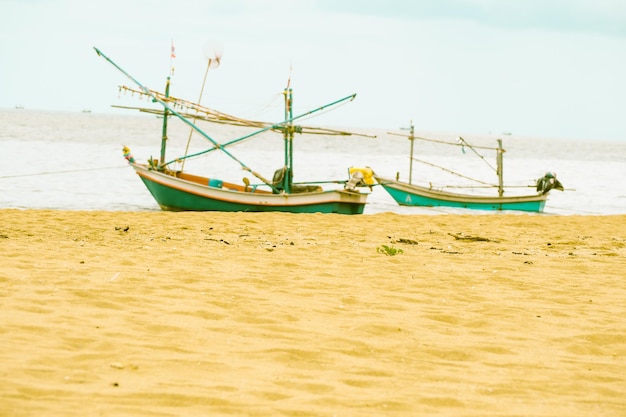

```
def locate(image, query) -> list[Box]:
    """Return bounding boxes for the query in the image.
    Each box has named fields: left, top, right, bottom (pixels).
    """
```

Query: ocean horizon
left=2, top=108, right=625, bottom=215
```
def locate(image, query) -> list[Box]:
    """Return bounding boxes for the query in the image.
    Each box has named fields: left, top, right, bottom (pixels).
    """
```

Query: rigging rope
left=458, top=137, right=497, bottom=173
left=0, top=166, right=126, bottom=179
left=391, top=133, right=499, bottom=151
left=410, top=157, right=496, bottom=187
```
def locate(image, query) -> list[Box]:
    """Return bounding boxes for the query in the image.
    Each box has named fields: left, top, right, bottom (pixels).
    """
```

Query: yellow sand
left=1, top=209, right=625, bottom=416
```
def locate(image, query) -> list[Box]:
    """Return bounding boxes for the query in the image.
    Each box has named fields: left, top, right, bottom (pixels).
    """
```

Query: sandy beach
left=1, top=209, right=625, bottom=416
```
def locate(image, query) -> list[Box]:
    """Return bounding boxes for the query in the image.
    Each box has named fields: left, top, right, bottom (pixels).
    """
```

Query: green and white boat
left=375, top=123, right=564, bottom=213
left=95, top=47, right=373, bottom=214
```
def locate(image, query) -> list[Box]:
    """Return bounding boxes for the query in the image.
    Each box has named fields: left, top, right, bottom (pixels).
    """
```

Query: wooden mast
left=496, top=139, right=504, bottom=197
left=282, top=87, right=294, bottom=193
left=159, top=76, right=171, bottom=167
left=408, top=121, right=415, bottom=185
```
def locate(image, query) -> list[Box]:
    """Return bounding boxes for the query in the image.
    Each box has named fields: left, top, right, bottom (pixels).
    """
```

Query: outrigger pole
left=94, top=47, right=254, bottom=173
left=94, top=47, right=356, bottom=189
left=164, top=91, right=357, bottom=167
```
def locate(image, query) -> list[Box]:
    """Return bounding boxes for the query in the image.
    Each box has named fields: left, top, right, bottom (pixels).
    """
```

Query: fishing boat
left=374, top=122, right=564, bottom=213
left=94, top=47, right=374, bottom=214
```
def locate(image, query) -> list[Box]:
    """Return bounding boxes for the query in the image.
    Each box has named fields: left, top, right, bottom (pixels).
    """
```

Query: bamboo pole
left=181, top=57, right=214, bottom=171
left=94, top=47, right=357, bottom=190
left=159, top=77, right=171, bottom=166
left=497, top=139, right=504, bottom=197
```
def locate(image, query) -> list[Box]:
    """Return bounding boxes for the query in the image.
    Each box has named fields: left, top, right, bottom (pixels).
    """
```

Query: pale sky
left=2, top=0, right=626, bottom=141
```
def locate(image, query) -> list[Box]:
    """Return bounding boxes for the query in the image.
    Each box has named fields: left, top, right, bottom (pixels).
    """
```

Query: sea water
left=1, top=109, right=625, bottom=215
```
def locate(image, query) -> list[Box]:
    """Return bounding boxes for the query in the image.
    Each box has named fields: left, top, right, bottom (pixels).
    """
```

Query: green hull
left=139, top=174, right=366, bottom=214
left=376, top=177, right=548, bottom=213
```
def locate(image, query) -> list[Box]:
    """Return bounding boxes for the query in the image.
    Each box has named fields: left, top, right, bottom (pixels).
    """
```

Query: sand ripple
left=1, top=210, right=625, bottom=416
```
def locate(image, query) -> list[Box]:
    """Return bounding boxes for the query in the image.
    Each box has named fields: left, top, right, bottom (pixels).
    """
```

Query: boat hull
left=375, top=176, right=547, bottom=213
left=133, top=164, right=368, bottom=214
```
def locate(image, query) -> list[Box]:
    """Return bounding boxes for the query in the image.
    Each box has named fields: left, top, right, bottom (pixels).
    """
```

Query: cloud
left=2, top=0, right=625, bottom=140
left=318, top=0, right=626, bottom=38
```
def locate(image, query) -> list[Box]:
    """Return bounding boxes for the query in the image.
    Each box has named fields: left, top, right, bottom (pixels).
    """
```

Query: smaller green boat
left=374, top=123, right=564, bottom=213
